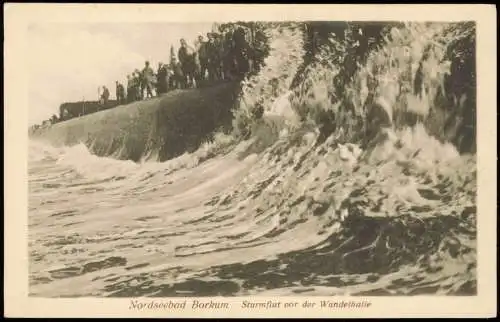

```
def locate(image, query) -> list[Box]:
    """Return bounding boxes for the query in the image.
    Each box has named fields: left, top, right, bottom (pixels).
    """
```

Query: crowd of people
left=110, top=24, right=266, bottom=104
left=30, top=23, right=269, bottom=131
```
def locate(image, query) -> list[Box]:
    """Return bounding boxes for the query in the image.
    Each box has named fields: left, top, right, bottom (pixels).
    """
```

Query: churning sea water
left=28, top=123, right=477, bottom=297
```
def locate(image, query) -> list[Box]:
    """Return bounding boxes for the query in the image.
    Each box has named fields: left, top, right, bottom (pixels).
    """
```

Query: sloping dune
left=30, top=81, right=240, bottom=162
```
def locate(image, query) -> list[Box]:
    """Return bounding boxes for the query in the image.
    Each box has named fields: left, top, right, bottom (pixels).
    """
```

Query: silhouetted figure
left=232, top=27, right=251, bottom=77
left=195, top=35, right=209, bottom=86
left=222, top=31, right=236, bottom=81
left=127, top=74, right=136, bottom=102
left=133, top=70, right=143, bottom=100
left=207, top=33, right=222, bottom=82
left=156, top=62, right=168, bottom=95
left=142, top=61, right=155, bottom=99
left=100, top=86, right=110, bottom=105
left=169, top=56, right=184, bottom=90
left=214, top=33, right=226, bottom=80
left=115, top=81, right=125, bottom=104
left=168, top=46, right=176, bottom=90
left=178, top=38, right=197, bottom=88
left=164, top=64, right=173, bottom=92
left=50, top=114, right=59, bottom=124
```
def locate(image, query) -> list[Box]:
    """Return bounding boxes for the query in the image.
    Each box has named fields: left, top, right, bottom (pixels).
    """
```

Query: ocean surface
left=29, top=123, right=477, bottom=297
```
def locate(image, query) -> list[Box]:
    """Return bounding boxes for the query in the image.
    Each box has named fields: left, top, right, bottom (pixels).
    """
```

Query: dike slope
left=29, top=81, right=240, bottom=162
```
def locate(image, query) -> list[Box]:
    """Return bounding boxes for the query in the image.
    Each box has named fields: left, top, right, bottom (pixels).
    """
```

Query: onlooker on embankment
left=178, top=38, right=197, bottom=89
left=156, top=62, right=168, bottom=95
left=196, top=35, right=209, bottom=85
left=100, top=86, right=110, bottom=105
left=126, top=74, right=136, bottom=103
left=207, top=32, right=222, bottom=82
left=116, top=81, right=126, bottom=104
left=142, top=61, right=155, bottom=99
left=133, top=70, right=143, bottom=101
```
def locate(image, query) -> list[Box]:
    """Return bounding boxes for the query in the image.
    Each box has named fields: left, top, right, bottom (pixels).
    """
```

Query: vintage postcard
left=4, top=3, right=497, bottom=318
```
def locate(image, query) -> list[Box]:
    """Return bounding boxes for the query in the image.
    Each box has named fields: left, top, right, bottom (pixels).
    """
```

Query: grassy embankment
left=30, top=81, right=240, bottom=162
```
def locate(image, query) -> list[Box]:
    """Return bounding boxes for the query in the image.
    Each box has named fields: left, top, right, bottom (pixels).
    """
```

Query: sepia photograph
left=4, top=3, right=497, bottom=318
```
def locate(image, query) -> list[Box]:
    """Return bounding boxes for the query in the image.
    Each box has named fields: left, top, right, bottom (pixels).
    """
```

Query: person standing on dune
left=115, top=81, right=125, bottom=104
left=178, top=38, right=197, bottom=88
left=134, top=69, right=143, bottom=100
left=232, top=26, right=252, bottom=77
left=142, top=61, right=155, bottom=99
left=195, top=35, right=208, bottom=86
left=169, top=56, right=184, bottom=90
left=214, top=33, right=225, bottom=81
left=127, top=74, right=138, bottom=102
left=156, top=62, right=168, bottom=95
left=222, top=30, right=236, bottom=81
left=206, top=32, right=221, bottom=83
left=100, top=85, right=110, bottom=106
left=168, top=46, right=178, bottom=90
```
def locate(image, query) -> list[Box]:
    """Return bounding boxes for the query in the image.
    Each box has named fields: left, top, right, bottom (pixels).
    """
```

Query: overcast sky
left=28, top=22, right=215, bottom=125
